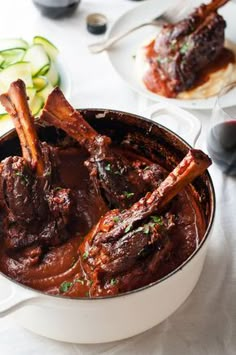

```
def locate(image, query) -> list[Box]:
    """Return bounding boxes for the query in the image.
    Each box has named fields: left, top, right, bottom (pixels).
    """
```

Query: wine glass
left=207, top=82, right=236, bottom=176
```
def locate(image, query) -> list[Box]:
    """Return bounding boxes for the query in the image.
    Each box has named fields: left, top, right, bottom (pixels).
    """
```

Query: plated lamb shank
left=151, top=0, right=229, bottom=95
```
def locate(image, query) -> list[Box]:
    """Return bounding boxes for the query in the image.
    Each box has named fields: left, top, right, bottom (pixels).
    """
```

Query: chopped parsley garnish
left=136, top=226, right=143, bottom=233
left=70, top=257, right=77, bottom=267
left=123, top=191, right=134, bottom=199
left=15, top=171, right=29, bottom=185
left=180, top=42, right=190, bottom=54
left=144, top=166, right=150, bottom=171
left=110, top=278, right=117, bottom=286
left=143, top=225, right=150, bottom=234
left=74, top=278, right=84, bottom=285
left=105, top=163, right=111, bottom=171
left=45, top=169, right=51, bottom=177
left=151, top=216, right=163, bottom=225
left=59, top=281, right=73, bottom=293
left=157, top=57, right=168, bottom=64
left=113, top=216, right=120, bottom=223
left=170, top=40, right=177, bottom=50
left=54, top=186, right=63, bottom=191
left=125, top=224, right=132, bottom=233
left=82, top=251, right=89, bottom=260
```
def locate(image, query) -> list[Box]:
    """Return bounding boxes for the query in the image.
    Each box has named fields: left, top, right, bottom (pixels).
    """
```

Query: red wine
left=207, top=120, right=236, bottom=175
left=33, top=0, right=80, bottom=18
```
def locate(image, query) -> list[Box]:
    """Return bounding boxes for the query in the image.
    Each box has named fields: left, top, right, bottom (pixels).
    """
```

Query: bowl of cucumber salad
left=0, top=36, right=70, bottom=135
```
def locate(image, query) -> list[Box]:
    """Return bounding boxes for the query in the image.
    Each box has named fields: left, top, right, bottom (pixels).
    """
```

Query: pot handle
left=142, top=103, right=201, bottom=147
left=0, top=276, right=40, bottom=317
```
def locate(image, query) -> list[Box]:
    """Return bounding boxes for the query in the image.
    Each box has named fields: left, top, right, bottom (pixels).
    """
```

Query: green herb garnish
left=157, top=57, right=168, bottom=65
left=105, top=163, right=111, bottom=171
left=70, top=257, right=77, bottom=267
left=113, top=216, right=120, bottom=223
left=74, top=278, right=84, bottom=285
left=15, top=171, right=29, bottom=185
left=170, top=40, right=177, bottom=50
left=125, top=224, right=132, bottom=233
left=144, top=166, right=150, bottom=171
left=151, top=216, right=163, bottom=225
left=135, top=226, right=143, bottom=233
left=82, top=251, right=89, bottom=260
left=180, top=42, right=190, bottom=54
left=143, top=225, right=150, bottom=234
left=123, top=191, right=134, bottom=199
left=110, top=278, right=117, bottom=286
left=54, top=186, right=63, bottom=191
left=44, top=169, right=51, bottom=177
left=59, top=281, right=73, bottom=293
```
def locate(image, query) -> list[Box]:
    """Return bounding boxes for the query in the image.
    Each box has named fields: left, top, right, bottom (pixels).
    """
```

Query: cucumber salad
left=0, top=36, right=60, bottom=123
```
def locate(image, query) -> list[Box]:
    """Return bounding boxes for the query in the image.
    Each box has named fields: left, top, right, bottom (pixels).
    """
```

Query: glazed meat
left=0, top=80, right=73, bottom=249
left=154, top=0, right=228, bottom=94
left=40, top=88, right=150, bottom=209
left=79, top=150, right=211, bottom=296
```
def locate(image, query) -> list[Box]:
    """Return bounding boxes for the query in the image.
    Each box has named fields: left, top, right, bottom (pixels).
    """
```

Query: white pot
left=0, top=104, right=215, bottom=344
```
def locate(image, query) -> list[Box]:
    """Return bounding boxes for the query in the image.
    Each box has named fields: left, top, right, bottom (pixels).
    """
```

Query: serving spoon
left=88, top=0, right=192, bottom=54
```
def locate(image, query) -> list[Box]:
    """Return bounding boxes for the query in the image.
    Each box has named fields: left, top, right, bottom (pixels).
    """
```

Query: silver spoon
left=88, top=0, right=192, bottom=54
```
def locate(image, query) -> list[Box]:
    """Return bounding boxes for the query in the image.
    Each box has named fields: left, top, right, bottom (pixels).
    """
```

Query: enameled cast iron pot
left=0, top=107, right=215, bottom=344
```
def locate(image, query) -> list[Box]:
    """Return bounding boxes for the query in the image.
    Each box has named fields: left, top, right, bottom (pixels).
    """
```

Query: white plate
left=107, top=0, right=236, bottom=110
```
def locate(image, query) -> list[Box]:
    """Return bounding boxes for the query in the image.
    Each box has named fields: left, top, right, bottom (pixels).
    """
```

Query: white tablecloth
left=0, top=1, right=235, bottom=354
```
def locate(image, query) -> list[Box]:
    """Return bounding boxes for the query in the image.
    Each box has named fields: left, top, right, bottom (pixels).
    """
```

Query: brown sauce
left=0, top=145, right=206, bottom=298
left=143, top=40, right=235, bottom=98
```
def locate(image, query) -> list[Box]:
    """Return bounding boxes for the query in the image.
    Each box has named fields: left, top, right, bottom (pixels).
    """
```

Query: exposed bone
left=89, top=149, right=212, bottom=246
left=0, top=80, right=44, bottom=176
left=41, top=88, right=110, bottom=154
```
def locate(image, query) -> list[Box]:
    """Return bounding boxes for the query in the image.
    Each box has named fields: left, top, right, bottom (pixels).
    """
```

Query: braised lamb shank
left=153, top=0, right=229, bottom=94
left=79, top=150, right=211, bottom=296
left=0, top=80, right=73, bottom=249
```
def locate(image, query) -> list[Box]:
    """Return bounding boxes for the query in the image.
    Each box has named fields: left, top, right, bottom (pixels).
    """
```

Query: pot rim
left=0, top=107, right=216, bottom=301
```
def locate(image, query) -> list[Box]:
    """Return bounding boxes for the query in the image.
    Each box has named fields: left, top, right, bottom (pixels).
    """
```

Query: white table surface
left=0, top=0, right=236, bottom=354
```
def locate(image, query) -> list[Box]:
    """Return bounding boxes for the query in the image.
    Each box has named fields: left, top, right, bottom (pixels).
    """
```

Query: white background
left=0, top=0, right=235, bottom=354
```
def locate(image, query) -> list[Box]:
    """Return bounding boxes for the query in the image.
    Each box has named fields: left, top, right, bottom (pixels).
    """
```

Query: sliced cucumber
left=0, top=62, right=33, bottom=93
left=45, top=61, right=60, bottom=86
left=0, top=35, right=61, bottom=129
left=0, top=113, right=13, bottom=136
left=33, top=36, right=59, bottom=61
left=0, top=38, right=28, bottom=51
left=30, top=94, right=44, bottom=116
left=0, top=113, right=9, bottom=120
left=24, top=44, right=50, bottom=76
left=0, top=54, right=4, bottom=67
left=37, top=81, right=54, bottom=101
left=33, top=76, right=48, bottom=92
left=26, top=87, right=36, bottom=103
left=0, top=48, right=26, bottom=68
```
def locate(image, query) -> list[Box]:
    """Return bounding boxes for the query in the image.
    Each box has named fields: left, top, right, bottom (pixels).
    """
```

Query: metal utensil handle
left=142, top=103, right=201, bottom=147
left=88, top=20, right=163, bottom=54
